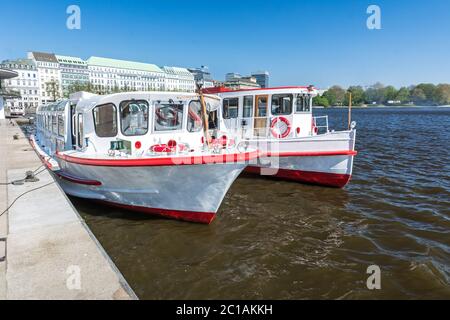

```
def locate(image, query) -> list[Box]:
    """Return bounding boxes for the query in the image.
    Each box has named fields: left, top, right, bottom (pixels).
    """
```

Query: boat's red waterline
left=98, top=200, right=216, bottom=224
left=245, top=166, right=352, bottom=188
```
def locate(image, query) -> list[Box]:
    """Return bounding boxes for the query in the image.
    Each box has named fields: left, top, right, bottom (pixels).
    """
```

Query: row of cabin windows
left=92, top=100, right=203, bottom=138
left=38, top=114, right=65, bottom=137
left=222, top=94, right=311, bottom=119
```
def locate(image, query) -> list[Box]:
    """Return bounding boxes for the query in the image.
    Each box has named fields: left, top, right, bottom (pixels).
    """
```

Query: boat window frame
left=243, top=95, right=253, bottom=118
left=187, top=100, right=203, bottom=133
left=153, top=101, right=185, bottom=133
left=119, top=99, right=150, bottom=137
left=57, top=114, right=65, bottom=137
left=271, top=94, right=293, bottom=116
left=92, top=103, right=118, bottom=138
left=222, top=97, right=239, bottom=119
left=295, top=94, right=311, bottom=113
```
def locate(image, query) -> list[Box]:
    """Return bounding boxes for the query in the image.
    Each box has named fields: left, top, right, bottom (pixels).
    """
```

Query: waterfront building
left=188, top=66, right=214, bottom=88
left=87, top=56, right=166, bottom=93
left=28, top=51, right=62, bottom=105
left=225, top=73, right=242, bottom=82
left=162, top=66, right=195, bottom=92
left=251, top=70, right=269, bottom=88
left=0, top=58, right=40, bottom=113
left=56, top=55, right=89, bottom=97
left=224, top=76, right=261, bottom=90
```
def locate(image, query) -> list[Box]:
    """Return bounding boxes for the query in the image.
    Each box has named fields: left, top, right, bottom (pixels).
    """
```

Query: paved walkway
left=0, top=119, right=136, bottom=299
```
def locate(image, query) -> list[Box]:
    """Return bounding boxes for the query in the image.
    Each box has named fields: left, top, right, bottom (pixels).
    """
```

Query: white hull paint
left=54, top=158, right=246, bottom=223
left=245, top=130, right=357, bottom=187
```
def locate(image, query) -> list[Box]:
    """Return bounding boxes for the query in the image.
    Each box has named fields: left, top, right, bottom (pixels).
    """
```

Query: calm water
left=69, top=107, right=450, bottom=299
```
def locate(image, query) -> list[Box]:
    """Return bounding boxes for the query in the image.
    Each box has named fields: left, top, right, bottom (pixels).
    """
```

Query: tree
left=434, top=84, right=450, bottom=105
left=45, top=80, right=60, bottom=101
left=323, top=85, right=346, bottom=106
left=410, top=86, right=427, bottom=105
left=383, top=85, right=398, bottom=102
left=345, top=86, right=365, bottom=106
left=312, top=95, right=330, bottom=107
left=395, top=87, right=411, bottom=104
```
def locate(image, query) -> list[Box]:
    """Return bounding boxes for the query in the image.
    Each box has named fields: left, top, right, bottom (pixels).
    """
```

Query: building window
left=295, top=94, right=311, bottom=113
left=271, top=94, right=293, bottom=115
left=120, top=100, right=149, bottom=136
left=154, top=103, right=183, bottom=131
left=187, top=100, right=202, bottom=132
left=243, top=96, right=253, bottom=118
left=222, top=98, right=238, bottom=119
left=93, top=103, right=118, bottom=137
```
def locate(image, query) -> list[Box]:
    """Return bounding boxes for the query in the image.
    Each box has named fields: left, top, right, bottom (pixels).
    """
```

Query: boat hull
left=54, top=159, right=246, bottom=223
left=244, top=130, right=356, bottom=188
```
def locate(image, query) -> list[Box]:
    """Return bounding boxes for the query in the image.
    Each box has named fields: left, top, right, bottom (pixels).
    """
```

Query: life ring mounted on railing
left=270, top=117, right=291, bottom=139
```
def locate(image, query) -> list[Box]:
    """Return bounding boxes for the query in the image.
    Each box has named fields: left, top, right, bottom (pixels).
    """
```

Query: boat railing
left=313, top=115, right=329, bottom=134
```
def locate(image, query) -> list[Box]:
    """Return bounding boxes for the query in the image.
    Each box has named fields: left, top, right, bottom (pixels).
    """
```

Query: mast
left=196, top=83, right=211, bottom=148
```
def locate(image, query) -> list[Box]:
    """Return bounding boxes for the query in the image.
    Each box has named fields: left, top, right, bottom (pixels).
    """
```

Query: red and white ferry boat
left=31, top=91, right=258, bottom=223
left=203, top=86, right=357, bottom=187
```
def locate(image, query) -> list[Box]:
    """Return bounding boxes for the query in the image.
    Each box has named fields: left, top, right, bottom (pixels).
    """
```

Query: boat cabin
left=35, top=92, right=221, bottom=157
left=204, top=86, right=322, bottom=140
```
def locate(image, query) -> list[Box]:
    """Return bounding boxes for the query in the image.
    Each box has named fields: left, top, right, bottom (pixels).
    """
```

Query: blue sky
left=1, top=0, right=449, bottom=88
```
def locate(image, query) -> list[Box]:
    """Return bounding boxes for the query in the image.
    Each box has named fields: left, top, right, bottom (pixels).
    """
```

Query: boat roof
left=75, top=91, right=220, bottom=113
left=202, top=86, right=318, bottom=96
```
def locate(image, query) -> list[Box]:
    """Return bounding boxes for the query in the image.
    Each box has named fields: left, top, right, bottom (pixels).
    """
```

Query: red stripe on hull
left=54, top=171, right=102, bottom=186
left=55, top=150, right=258, bottom=167
left=245, top=166, right=351, bottom=188
left=97, top=200, right=216, bottom=224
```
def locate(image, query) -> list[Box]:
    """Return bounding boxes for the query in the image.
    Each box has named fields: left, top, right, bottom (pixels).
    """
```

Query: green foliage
left=321, top=82, right=450, bottom=106
left=312, top=95, right=330, bottom=107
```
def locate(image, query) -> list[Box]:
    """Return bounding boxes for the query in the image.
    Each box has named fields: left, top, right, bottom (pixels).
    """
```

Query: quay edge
left=0, top=118, right=137, bottom=300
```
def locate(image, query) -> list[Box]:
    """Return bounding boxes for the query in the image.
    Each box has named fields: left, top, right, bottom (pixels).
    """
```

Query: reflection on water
left=70, top=107, right=450, bottom=299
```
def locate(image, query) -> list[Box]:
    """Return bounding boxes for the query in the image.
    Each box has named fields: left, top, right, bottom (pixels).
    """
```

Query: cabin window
left=295, top=94, right=311, bottom=112
left=120, top=100, right=149, bottom=136
left=57, top=115, right=64, bottom=137
left=223, top=98, right=238, bottom=119
left=271, top=94, right=293, bottom=115
left=52, top=115, right=57, bottom=133
left=243, top=96, right=253, bottom=118
left=93, top=103, right=118, bottom=137
left=154, top=103, right=183, bottom=131
left=187, top=100, right=202, bottom=132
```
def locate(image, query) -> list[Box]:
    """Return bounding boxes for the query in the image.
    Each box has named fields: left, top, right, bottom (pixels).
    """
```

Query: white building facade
left=87, top=56, right=166, bottom=93
left=0, top=59, right=40, bottom=114
left=162, top=66, right=195, bottom=92
left=28, top=52, right=62, bottom=104
left=56, top=55, right=89, bottom=97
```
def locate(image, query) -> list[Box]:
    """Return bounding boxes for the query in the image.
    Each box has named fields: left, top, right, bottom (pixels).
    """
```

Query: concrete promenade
left=0, top=119, right=137, bottom=299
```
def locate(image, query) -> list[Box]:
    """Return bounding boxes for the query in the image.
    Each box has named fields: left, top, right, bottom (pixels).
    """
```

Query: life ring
left=270, top=117, right=291, bottom=139
left=311, top=119, right=318, bottom=134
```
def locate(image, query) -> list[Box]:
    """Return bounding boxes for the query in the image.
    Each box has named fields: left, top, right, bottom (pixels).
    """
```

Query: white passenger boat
left=203, top=86, right=357, bottom=188
left=31, top=91, right=258, bottom=223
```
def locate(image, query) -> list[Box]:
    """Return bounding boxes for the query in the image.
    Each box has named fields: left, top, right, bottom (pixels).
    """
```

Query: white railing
left=313, top=115, right=329, bottom=134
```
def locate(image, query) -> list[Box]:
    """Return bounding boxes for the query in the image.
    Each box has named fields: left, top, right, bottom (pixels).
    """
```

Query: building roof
left=1, top=58, right=36, bottom=69
left=56, top=55, right=87, bottom=65
left=162, top=66, right=193, bottom=76
left=30, top=52, right=58, bottom=63
left=87, top=56, right=163, bottom=73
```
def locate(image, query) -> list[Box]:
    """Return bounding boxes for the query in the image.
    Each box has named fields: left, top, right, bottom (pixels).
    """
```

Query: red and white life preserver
left=270, top=117, right=291, bottom=139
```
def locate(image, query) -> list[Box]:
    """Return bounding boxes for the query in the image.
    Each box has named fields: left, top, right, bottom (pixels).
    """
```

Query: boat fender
left=270, top=117, right=291, bottom=139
